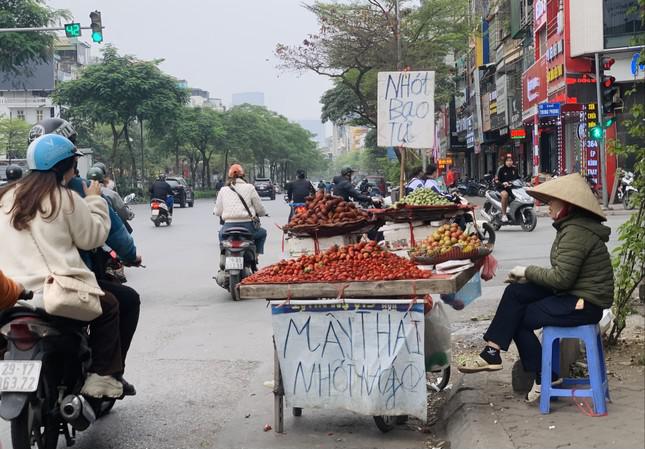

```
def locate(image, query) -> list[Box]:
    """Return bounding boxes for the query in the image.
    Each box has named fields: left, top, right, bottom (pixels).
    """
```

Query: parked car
left=166, top=176, right=194, bottom=208
left=254, top=177, right=276, bottom=200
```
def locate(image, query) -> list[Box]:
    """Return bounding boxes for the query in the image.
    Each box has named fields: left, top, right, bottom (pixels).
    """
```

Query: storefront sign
left=271, top=303, right=427, bottom=420
left=522, top=57, right=547, bottom=118
left=482, top=94, right=491, bottom=132
left=534, top=0, right=547, bottom=30
left=585, top=103, right=598, bottom=129
left=585, top=140, right=600, bottom=184
left=538, top=103, right=561, bottom=118
left=546, top=39, right=564, bottom=62
left=377, top=71, right=435, bottom=148
left=547, top=64, right=564, bottom=82
left=511, top=129, right=526, bottom=139
left=496, top=75, right=508, bottom=121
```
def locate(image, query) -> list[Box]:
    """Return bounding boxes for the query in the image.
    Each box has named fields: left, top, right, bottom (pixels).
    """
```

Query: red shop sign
left=522, top=57, right=547, bottom=113
left=511, top=129, right=526, bottom=139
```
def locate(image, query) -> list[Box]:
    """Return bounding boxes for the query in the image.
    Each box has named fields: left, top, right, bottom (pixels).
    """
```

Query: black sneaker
left=116, top=375, right=136, bottom=397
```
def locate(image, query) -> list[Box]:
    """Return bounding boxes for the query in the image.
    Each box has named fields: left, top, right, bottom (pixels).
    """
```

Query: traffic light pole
left=0, top=26, right=94, bottom=33
left=594, top=52, right=609, bottom=208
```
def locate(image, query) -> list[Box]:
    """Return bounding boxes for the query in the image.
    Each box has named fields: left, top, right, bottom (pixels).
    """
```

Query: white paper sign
left=271, top=303, right=427, bottom=420
left=377, top=71, right=435, bottom=148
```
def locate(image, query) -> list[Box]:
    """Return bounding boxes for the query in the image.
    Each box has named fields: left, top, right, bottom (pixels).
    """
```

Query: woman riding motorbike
left=0, top=134, right=124, bottom=398
left=458, top=173, right=614, bottom=403
left=214, top=164, right=268, bottom=259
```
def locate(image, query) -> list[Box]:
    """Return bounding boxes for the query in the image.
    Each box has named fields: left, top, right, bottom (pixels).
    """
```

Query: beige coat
left=0, top=186, right=110, bottom=294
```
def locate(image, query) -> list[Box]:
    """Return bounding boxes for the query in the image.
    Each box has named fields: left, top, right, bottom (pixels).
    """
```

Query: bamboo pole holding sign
left=399, top=146, right=406, bottom=198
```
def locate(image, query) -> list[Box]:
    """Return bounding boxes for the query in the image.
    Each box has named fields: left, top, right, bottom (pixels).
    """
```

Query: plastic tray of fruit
left=376, top=204, right=471, bottom=223
left=407, top=223, right=493, bottom=265
left=284, top=217, right=383, bottom=238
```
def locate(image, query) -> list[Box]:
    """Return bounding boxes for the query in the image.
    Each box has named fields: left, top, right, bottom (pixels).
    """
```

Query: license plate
left=151, top=209, right=159, bottom=216
left=0, top=361, right=42, bottom=392
left=225, top=257, right=244, bottom=270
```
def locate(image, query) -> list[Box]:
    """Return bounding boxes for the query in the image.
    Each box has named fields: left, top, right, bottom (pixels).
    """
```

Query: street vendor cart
left=239, top=267, right=478, bottom=434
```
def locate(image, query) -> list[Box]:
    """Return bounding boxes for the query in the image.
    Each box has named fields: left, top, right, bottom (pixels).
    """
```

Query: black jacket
left=149, top=180, right=173, bottom=200
left=332, top=177, right=371, bottom=203
left=287, top=178, right=315, bottom=203
left=496, top=165, right=519, bottom=189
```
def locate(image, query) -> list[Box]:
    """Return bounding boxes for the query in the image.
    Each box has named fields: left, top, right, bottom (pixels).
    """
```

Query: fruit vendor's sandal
left=458, top=356, right=503, bottom=373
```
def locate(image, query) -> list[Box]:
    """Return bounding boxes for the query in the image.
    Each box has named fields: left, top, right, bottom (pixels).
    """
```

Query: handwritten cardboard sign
left=271, top=303, right=427, bottom=420
left=377, top=71, right=436, bottom=148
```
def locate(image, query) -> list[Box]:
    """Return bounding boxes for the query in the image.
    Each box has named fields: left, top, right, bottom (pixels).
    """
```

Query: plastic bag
left=440, top=273, right=482, bottom=310
left=424, top=301, right=451, bottom=371
left=481, top=254, right=498, bottom=281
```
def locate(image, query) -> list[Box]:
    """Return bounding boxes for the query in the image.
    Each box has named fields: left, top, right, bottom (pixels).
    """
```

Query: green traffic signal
left=89, top=10, right=103, bottom=43
left=604, top=116, right=615, bottom=128
left=91, top=31, right=103, bottom=43
left=589, top=126, right=604, bottom=140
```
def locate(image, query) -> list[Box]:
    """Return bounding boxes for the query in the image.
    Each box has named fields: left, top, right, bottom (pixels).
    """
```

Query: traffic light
left=600, top=57, right=619, bottom=116
left=89, top=11, right=103, bottom=43
left=588, top=125, right=604, bottom=141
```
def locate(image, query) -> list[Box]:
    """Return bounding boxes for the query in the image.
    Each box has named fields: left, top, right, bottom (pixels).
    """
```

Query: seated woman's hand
left=507, top=266, right=527, bottom=283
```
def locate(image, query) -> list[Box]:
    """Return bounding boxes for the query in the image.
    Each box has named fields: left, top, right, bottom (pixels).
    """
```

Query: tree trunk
left=123, top=124, right=137, bottom=187
left=199, top=148, right=207, bottom=189
left=175, top=142, right=180, bottom=175
left=223, top=148, right=229, bottom=180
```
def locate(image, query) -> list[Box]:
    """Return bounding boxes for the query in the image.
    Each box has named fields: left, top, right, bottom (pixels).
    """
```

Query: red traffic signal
left=601, top=57, right=615, bottom=70
left=602, top=76, right=616, bottom=88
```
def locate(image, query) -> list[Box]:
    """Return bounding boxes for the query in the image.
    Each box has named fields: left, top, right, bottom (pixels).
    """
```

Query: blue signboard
left=538, top=103, right=561, bottom=118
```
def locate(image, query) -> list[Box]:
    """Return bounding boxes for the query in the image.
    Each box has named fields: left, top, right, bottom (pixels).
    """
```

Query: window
left=36, top=109, right=44, bottom=122
left=604, top=0, right=644, bottom=48
left=16, top=110, right=25, bottom=121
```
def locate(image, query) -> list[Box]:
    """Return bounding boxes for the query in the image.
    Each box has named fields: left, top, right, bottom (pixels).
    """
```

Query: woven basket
left=409, top=244, right=494, bottom=265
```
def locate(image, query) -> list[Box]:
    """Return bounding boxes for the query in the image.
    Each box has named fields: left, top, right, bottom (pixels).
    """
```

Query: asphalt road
left=0, top=197, right=629, bottom=449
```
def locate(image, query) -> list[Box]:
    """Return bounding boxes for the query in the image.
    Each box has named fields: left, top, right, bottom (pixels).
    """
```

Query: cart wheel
left=373, top=415, right=398, bottom=433
left=292, top=407, right=302, bottom=417
left=427, top=366, right=451, bottom=392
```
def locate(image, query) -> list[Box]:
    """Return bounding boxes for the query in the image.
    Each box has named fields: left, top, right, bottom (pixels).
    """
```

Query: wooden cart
left=239, top=267, right=477, bottom=433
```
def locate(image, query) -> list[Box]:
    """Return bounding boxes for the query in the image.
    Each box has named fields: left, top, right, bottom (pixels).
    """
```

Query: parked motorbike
left=480, top=179, right=538, bottom=232
left=150, top=198, right=171, bottom=227
left=456, top=178, right=487, bottom=197
left=585, top=174, right=602, bottom=200
left=215, top=227, right=258, bottom=301
left=0, top=292, right=121, bottom=449
left=616, top=170, right=638, bottom=210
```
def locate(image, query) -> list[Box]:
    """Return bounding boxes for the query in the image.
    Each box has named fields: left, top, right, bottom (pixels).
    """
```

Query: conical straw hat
left=526, top=173, right=606, bottom=221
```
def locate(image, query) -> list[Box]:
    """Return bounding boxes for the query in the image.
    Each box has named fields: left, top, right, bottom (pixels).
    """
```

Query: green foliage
left=607, top=91, right=645, bottom=346
left=277, top=0, right=470, bottom=127
left=0, top=0, right=69, bottom=73
left=0, top=116, right=30, bottom=158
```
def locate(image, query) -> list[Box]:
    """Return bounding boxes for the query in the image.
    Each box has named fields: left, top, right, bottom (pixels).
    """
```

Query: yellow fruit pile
left=411, top=223, right=483, bottom=256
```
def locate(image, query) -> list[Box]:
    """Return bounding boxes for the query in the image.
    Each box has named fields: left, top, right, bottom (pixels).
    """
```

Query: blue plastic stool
left=540, top=324, right=610, bottom=415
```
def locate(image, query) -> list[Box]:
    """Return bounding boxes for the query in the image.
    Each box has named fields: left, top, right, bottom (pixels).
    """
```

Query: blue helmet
left=26, top=134, right=83, bottom=171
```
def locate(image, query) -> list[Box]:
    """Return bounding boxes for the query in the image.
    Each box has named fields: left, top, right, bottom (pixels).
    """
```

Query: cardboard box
left=382, top=221, right=445, bottom=251
left=285, top=234, right=361, bottom=258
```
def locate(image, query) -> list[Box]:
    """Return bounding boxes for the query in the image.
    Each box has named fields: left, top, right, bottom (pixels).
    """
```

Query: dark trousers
left=483, top=283, right=603, bottom=374
left=98, top=280, right=140, bottom=371
left=90, top=292, right=123, bottom=376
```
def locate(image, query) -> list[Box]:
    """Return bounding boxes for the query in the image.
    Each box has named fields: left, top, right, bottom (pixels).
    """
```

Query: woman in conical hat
left=458, top=173, right=614, bottom=403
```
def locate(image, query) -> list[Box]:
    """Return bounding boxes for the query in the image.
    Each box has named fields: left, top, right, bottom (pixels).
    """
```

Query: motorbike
left=0, top=292, right=121, bottom=449
left=456, top=178, right=488, bottom=197
left=480, top=179, right=538, bottom=232
left=150, top=198, right=172, bottom=227
left=585, top=174, right=602, bottom=200
left=616, top=170, right=638, bottom=210
left=215, top=227, right=258, bottom=301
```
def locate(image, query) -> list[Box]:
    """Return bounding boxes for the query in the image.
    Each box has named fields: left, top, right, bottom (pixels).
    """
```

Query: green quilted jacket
left=525, top=211, right=614, bottom=308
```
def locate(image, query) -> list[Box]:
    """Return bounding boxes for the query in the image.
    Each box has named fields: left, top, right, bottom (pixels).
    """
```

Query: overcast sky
left=48, top=0, right=332, bottom=122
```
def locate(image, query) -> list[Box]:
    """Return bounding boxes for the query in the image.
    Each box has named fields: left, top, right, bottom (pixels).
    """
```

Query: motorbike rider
left=214, top=164, right=268, bottom=259
left=149, top=173, right=174, bottom=214
left=332, top=167, right=373, bottom=204
left=287, top=169, right=315, bottom=204
left=0, top=134, right=124, bottom=398
left=5, top=164, right=23, bottom=182
left=496, top=155, right=520, bottom=222
left=89, top=164, right=135, bottom=229
left=32, top=119, right=141, bottom=396
left=0, top=271, right=25, bottom=310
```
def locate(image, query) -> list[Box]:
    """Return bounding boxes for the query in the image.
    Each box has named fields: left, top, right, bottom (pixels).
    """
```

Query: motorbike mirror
left=124, top=193, right=136, bottom=204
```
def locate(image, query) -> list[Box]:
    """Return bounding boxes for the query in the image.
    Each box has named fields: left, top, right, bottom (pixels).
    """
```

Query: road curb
left=440, top=374, right=515, bottom=449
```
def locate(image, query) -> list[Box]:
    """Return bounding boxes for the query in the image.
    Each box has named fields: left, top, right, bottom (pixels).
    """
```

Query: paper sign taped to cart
left=271, top=303, right=427, bottom=420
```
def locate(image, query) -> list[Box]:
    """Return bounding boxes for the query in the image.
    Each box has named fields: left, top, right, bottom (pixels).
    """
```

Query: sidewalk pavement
left=438, top=303, right=645, bottom=449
